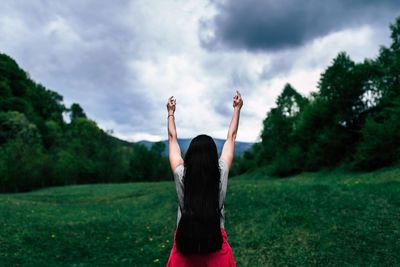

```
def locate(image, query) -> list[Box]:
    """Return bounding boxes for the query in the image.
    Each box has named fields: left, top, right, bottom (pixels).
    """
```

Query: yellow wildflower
left=162, top=245, right=165, bottom=248
left=153, top=259, right=159, bottom=263
left=166, top=240, right=169, bottom=243
left=149, top=237, right=153, bottom=241
left=51, top=234, right=55, bottom=238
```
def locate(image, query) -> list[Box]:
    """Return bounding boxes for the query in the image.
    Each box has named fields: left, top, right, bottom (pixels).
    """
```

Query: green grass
left=1, top=165, right=399, bottom=266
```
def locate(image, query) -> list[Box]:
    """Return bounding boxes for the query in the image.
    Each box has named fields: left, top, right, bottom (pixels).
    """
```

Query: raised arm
left=220, top=91, right=243, bottom=169
left=167, top=96, right=184, bottom=172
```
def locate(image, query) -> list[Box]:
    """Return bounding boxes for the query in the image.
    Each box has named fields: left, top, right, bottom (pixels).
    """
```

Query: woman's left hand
left=167, top=96, right=176, bottom=115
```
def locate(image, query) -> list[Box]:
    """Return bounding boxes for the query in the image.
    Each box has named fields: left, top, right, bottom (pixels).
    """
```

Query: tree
left=0, top=111, right=41, bottom=146
left=352, top=17, right=400, bottom=170
left=151, top=141, right=166, bottom=155
left=259, top=84, right=308, bottom=175
left=69, top=103, right=87, bottom=121
left=0, top=111, right=49, bottom=192
left=353, top=96, right=400, bottom=170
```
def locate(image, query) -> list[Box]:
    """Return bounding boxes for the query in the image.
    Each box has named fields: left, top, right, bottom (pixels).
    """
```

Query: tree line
left=230, top=17, right=400, bottom=177
left=0, top=54, right=171, bottom=193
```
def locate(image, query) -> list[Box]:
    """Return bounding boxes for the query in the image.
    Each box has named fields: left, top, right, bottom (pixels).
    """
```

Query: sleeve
left=173, top=164, right=184, bottom=186
left=219, top=159, right=229, bottom=208
left=173, top=164, right=185, bottom=207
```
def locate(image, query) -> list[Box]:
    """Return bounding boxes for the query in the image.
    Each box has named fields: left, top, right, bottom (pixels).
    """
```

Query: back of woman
left=166, top=91, right=243, bottom=267
left=175, top=135, right=224, bottom=254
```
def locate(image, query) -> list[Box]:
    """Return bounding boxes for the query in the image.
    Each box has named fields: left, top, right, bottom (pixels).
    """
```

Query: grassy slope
left=0, top=166, right=399, bottom=266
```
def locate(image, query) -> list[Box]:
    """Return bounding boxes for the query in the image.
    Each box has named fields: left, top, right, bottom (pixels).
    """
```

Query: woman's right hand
left=233, top=90, right=243, bottom=110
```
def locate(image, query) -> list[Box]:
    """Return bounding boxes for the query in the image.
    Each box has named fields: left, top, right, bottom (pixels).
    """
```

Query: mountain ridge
left=137, top=138, right=253, bottom=156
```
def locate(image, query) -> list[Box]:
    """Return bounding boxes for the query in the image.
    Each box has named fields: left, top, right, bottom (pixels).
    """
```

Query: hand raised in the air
left=167, top=96, right=176, bottom=115
left=233, top=90, right=243, bottom=110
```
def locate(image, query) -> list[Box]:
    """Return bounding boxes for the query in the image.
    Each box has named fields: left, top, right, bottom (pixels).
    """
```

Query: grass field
left=1, top=165, right=399, bottom=266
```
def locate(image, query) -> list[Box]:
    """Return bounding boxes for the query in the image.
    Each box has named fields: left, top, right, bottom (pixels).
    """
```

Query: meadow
left=1, top=165, right=399, bottom=266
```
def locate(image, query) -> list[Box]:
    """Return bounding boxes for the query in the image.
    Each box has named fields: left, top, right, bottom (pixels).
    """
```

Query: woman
left=166, top=91, right=243, bottom=267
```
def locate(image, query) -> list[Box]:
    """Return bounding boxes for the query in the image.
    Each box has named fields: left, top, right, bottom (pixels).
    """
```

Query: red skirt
left=167, top=228, right=236, bottom=267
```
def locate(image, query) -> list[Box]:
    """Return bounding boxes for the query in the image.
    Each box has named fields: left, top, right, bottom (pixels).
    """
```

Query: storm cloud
left=0, top=0, right=397, bottom=142
left=200, top=0, right=400, bottom=51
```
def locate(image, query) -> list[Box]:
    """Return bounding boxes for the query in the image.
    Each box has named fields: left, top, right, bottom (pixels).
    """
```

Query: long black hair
left=176, top=134, right=223, bottom=253
left=182, top=134, right=221, bottom=218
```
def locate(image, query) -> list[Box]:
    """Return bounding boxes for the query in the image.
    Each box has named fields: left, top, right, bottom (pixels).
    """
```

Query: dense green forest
left=0, top=55, right=171, bottom=192
left=1, top=17, right=400, bottom=192
left=230, top=17, right=400, bottom=177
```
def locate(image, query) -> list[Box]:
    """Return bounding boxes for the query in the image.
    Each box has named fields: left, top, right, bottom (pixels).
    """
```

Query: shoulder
left=173, top=164, right=184, bottom=177
left=173, top=163, right=184, bottom=174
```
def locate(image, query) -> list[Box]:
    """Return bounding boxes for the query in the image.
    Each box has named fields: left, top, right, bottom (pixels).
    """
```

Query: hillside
left=0, top=53, right=171, bottom=192
left=1, top=165, right=399, bottom=266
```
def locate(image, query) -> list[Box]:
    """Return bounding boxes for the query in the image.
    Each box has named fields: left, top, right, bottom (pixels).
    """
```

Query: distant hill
left=137, top=138, right=253, bottom=156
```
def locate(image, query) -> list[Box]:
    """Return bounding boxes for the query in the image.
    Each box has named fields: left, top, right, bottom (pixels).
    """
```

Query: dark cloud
left=200, top=0, right=400, bottom=51
left=2, top=0, right=396, bottom=142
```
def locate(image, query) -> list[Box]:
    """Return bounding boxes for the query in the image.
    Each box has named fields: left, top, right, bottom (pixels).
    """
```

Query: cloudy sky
left=0, top=0, right=399, bottom=142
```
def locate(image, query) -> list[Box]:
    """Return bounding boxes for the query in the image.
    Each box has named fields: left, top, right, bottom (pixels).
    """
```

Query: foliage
left=235, top=17, right=400, bottom=177
left=230, top=142, right=264, bottom=177
left=0, top=54, right=172, bottom=192
left=128, top=142, right=171, bottom=182
left=69, top=103, right=86, bottom=120
left=352, top=96, right=400, bottom=170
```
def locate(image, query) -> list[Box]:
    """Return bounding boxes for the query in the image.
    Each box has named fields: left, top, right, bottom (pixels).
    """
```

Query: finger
left=237, top=91, right=241, bottom=98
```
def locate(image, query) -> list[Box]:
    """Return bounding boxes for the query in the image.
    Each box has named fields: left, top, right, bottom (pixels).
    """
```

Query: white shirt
left=173, top=159, right=229, bottom=229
